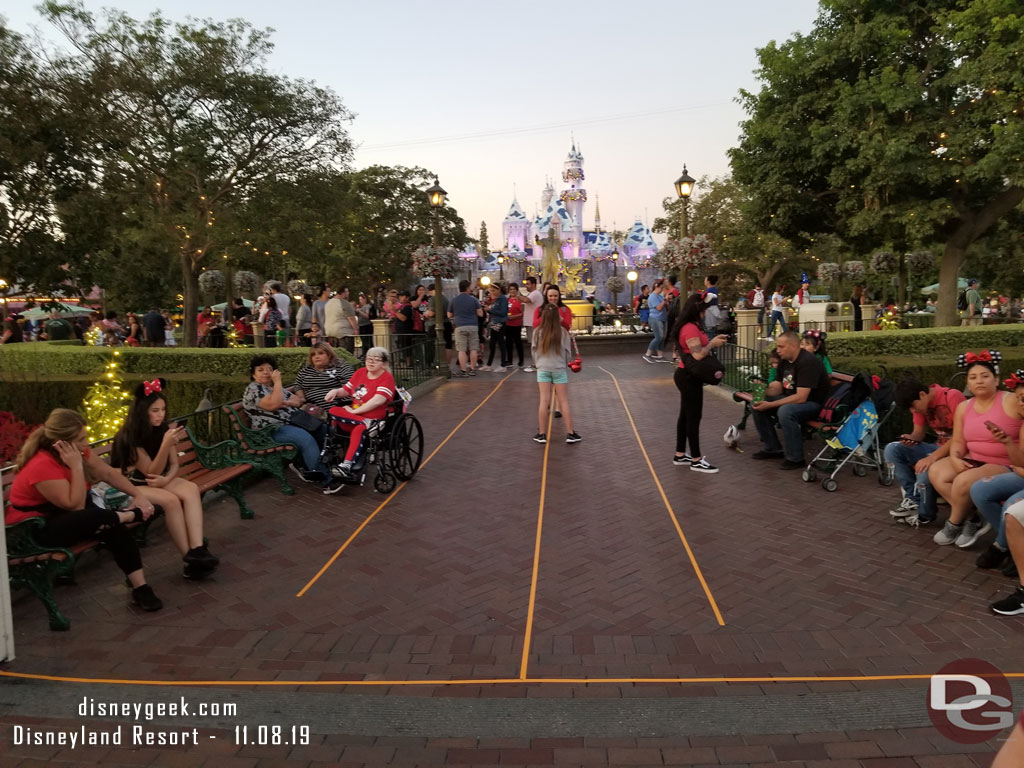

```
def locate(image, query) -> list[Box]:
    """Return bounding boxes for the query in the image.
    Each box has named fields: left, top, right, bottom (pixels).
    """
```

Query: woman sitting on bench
left=324, top=346, right=397, bottom=484
left=110, top=379, right=220, bottom=580
left=6, top=408, right=163, bottom=611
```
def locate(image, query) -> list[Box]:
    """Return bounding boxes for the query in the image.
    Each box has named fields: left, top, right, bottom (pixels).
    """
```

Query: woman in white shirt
left=767, top=286, right=787, bottom=339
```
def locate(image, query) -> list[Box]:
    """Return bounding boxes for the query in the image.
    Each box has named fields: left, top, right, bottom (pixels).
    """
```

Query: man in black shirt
left=142, top=308, right=165, bottom=346
left=750, top=331, right=832, bottom=469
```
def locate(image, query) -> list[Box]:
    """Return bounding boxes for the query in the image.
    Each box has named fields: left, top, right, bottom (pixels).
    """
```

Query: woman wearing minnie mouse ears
left=111, top=379, right=220, bottom=580
left=799, top=329, right=832, bottom=374
left=928, top=351, right=1024, bottom=549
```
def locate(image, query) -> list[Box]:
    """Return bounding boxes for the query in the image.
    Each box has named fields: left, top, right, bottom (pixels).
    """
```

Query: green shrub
left=0, top=344, right=360, bottom=378
left=831, top=352, right=1024, bottom=390
left=44, top=339, right=86, bottom=346
left=827, top=325, right=1024, bottom=358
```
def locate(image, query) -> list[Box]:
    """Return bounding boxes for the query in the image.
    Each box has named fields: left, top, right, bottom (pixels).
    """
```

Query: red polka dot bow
left=143, top=379, right=162, bottom=396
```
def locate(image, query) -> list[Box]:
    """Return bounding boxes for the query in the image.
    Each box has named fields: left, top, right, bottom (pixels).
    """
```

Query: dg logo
left=928, top=659, right=1014, bottom=744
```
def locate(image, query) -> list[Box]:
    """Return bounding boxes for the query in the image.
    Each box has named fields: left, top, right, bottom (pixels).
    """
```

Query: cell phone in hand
left=901, top=436, right=920, bottom=445
left=963, top=457, right=985, bottom=468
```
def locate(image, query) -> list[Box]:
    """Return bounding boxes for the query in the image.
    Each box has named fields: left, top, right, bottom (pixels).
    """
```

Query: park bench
left=4, top=430, right=253, bottom=631
left=733, top=370, right=856, bottom=431
left=221, top=402, right=299, bottom=495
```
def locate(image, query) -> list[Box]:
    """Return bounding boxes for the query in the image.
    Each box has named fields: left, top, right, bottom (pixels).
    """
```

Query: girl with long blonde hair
left=531, top=304, right=581, bottom=445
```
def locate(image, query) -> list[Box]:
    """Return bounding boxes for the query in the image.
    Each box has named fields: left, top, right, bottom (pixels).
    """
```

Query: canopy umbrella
left=209, top=299, right=254, bottom=312
left=18, top=303, right=96, bottom=319
left=919, top=278, right=968, bottom=295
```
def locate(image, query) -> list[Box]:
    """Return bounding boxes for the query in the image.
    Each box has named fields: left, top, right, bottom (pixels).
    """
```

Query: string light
left=83, top=351, right=130, bottom=440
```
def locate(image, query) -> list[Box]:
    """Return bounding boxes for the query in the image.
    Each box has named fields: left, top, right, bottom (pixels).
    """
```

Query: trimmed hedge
left=827, top=325, right=1024, bottom=358
left=831, top=352, right=1024, bottom=391
left=0, top=344, right=360, bottom=378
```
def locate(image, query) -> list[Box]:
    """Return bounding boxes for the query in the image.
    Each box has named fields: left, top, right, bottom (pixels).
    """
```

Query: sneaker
left=323, top=476, right=346, bottom=495
left=523, top=366, right=537, bottom=372
left=672, top=453, right=693, bottom=466
left=889, top=497, right=919, bottom=518
left=1003, top=559, right=1019, bottom=579
left=183, top=561, right=217, bottom=581
left=779, top=459, right=804, bottom=470
left=990, top=586, right=1024, bottom=616
left=533, top=433, right=547, bottom=444
left=897, top=513, right=934, bottom=528
left=565, top=432, right=583, bottom=444
left=642, top=354, right=656, bottom=364
left=331, top=461, right=353, bottom=478
left=289, top=463, right=316, bottom=483
left=184, top=545, right=220, bottom=569
left=493, top=366, right=507, bottom=372
left=955, top=520, right=991, bottom=549
left=467, top=369, right=477, bottom=376
left=131, top=584, right=163, bottom=612
left=690, top=457, right=719, bottom=473
left=752, top=450, right=784, bottom=460
left=976, top=544, right=1010, bottom=570
left=480, top=365, right=493, bottom=371
left=554, top=410, right=563, bottom=419
left=453, top=370, right=469, bottom=378
left=656, top=357, right=674, bottom=363
left=933, top=520, right=963, bottom=546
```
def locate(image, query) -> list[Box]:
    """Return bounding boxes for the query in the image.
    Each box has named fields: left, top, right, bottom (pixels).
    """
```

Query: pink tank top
left=962, top=392, right=1023, bottom=466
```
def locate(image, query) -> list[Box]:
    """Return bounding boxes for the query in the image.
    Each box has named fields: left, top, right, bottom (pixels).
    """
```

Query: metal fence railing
left=388, top=334, right=438, bottom=388
left=718, top=344, right=770, bottom=394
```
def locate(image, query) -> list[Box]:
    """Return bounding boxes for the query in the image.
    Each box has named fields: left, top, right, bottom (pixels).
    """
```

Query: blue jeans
left=273, top=423, right=330, bottom=481
left=882, top=440, right=939, bottom=520
left=751, top=398, right=822, bottom=463
left=647, top=315, right=666, bottom=355
left=970, top=472, right=1024, bottom=550
left=767, top=310, right=786, bottom=337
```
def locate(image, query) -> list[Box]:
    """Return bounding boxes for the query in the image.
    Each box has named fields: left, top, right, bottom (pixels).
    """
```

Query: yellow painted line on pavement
left=5, top=670, right=1023, bottom=687
left=297, top=371, right=517, bottom=597
left=599, top=366, right=726, bottom=626
left=519, top=402, right=555, bottom=680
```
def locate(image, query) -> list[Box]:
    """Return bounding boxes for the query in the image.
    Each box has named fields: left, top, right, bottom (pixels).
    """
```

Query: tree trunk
left=934, top=240, right=967, bottom=327
left=180, top=255, right=199, bottom=347
left=897, top=252, right=906, bottom=309
left=757, top=263, right=783, bottom=293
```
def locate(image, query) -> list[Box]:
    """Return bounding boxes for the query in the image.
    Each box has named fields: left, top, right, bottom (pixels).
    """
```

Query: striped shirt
left=295, top=362, right=354, bottom=409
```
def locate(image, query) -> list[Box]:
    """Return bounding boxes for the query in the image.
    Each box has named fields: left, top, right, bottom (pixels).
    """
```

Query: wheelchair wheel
left=389, top=414, right=424, bottom=481
left=374, top=469, right=397, bottom=494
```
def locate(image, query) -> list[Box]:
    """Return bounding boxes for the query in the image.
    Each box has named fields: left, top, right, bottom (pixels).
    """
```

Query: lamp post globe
left=497, top=255, right=504, bottom=281
left=673, top=164, right=697, bottom=290
left=425, top=176, right=448, bottom=376
left=627, top=270, right=638, bottom=316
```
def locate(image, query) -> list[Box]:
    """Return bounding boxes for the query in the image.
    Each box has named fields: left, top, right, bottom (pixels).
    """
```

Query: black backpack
left=819, top=372, right=873, bottom=424
left=956, top=290, right=968, bottom=311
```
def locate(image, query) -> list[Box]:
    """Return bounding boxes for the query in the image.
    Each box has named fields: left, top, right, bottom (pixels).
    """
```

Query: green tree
left=731, top=0, right=1024, bottom=326
left=41, top=2, right=354, bottom=344
left=478, top=221, right=489, bottom=256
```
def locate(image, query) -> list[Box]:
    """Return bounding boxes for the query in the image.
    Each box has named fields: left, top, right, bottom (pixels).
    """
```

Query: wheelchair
left=320, top=397, right=424, bottom=493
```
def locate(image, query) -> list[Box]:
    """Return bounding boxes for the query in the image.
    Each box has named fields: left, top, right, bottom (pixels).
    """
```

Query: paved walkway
left=2, top=352, right=1022, bottom=765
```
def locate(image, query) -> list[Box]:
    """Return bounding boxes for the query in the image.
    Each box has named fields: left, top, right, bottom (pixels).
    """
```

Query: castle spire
left=594, top=195, right=602, bottom=233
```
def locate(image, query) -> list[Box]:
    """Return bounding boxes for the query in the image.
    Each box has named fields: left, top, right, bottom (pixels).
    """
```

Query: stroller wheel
left=852, top=464, right=868, bottom=477
left=878, top=471, right=894, bottom=486
left=801, top=468, right=817, bottom=483
left=822, top=477, right=838, bottom=493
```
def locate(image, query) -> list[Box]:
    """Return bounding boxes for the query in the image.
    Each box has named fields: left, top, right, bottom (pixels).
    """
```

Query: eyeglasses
left=365, top=355, right=385, bottom=362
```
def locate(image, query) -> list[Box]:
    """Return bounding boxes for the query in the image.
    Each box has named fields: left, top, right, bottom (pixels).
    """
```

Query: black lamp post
left=674, top=165, right=696, bottom=291
left=497, top=255, right=504, bottom=282
left=425, top=176, right=448, bottom=376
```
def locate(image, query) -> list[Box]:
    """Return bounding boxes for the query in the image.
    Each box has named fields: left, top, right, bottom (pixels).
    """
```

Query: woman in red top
left=671, top=294, right=729, bottom=474
left=325, top=346, right=397, bottom=485
left=533, top=285, right=573, bottom=330
left=504, top=283, right=525, bottom=368
left=6, top=408, right=163, bottom=611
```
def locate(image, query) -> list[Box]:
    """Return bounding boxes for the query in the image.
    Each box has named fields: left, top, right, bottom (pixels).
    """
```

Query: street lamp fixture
left=611, top=249, right=618, bottom=276
left=425, top=176, right=448, bottom=376
left=674, top=164, right=697, bottom=291
left=497, top=255, right=504, bottom=281
left=627, top=270, right=638, bottom=316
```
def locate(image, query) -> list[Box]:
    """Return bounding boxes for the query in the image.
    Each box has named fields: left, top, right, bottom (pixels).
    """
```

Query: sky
left=3, top=0, right=821, bottom=248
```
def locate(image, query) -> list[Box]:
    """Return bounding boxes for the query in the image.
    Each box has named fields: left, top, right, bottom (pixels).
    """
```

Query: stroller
left=801, top=372, right=897, bottom=492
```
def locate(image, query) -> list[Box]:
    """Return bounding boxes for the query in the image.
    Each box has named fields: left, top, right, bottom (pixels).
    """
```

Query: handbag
left=568, top=335, right=582, bottom=373
left=683, top=351, right=724, bottom=385
left=285, top=407, right=323, bottom=432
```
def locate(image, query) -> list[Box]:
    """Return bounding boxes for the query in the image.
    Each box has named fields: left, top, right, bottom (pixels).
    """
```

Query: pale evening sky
left=4, top=0, right=820, bottom=248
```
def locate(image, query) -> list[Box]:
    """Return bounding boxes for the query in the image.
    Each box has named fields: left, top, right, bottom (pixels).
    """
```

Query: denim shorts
left=537, top=369, right=568, bottom=385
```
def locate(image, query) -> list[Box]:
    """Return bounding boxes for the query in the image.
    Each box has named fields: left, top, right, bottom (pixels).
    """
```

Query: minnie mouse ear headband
left=135, top=378, right=167, bottom=398
left=1004, top=369, right=1024, bottom=390
left=957, top=350, right=1001, bottom=375
left=802, top=329, right=826, bottom=341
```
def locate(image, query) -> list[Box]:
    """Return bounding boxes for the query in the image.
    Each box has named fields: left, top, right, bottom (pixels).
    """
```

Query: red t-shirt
left=6, top=448, right=92, bottom=524
left=677, top=322, right=708, bottom=370
left=911, top=384, right=966, bottom=445
left=533, top=304, right=573, bottom=330
left=341, top=368, right=397, bottom=420
left=507, top=297, right=524, bottom=327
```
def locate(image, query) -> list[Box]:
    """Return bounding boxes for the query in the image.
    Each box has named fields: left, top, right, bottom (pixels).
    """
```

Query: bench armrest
left=5, top=517, right=74, bottom=561
left=182, top=426, right=246, bottom=469
left=221, top=405, right=297, bottom=453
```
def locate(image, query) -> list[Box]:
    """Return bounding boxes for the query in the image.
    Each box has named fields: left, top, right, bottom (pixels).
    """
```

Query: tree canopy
left=731, top=0, right=1024, bottom=325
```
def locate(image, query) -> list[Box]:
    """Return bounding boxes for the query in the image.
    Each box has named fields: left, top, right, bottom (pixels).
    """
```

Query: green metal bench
left=221, top=403, right=299, bottom=496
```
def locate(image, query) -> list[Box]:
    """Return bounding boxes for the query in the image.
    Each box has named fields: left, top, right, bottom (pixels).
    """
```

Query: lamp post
left=610, top=249, right=620, bottom=312
left=425, top=176, right=448, bottom=376
left=0, top=278, right=8, bottom=317
left=627, top=270, right=638, bottom=316
left=497, top=255, right=504, bottom=282
left=674, top=165, right=696, bottom=291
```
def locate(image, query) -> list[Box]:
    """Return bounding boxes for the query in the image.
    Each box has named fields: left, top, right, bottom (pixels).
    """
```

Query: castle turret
left=502, top=198, right=529, bottom=252
left=540, top=178, right=554, bottom=210
left=559, top=143, right=586, bottom=259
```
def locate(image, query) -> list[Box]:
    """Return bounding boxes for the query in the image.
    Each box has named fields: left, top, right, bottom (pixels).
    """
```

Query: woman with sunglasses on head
left=324, top=347, right=398, bottom=486
left=110, top=379, right=219, bottom=580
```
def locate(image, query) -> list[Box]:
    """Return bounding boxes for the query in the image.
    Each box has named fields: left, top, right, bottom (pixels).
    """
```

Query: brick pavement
left=2, top=352, right=1021, bottom=765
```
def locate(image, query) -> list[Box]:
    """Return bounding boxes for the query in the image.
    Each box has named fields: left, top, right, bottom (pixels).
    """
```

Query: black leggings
left=487, top=327, right=509, bottom=366
left=35, top=502, right=143, bottom=575
left=674, top=367, right=704, bottom=458
left=503, top=324, right=524, bottom=366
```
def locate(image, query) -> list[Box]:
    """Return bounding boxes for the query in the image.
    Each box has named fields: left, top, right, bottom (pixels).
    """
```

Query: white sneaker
left=480, top=365, right=493, bottom=371
left=889, top=497, right=919, bottom=518
left=689, top=457, right=719, bottom=474
left=955, top=520, right=991, bottom=549
left=523, top=365, right=537, bottom=372
left=492, top=366, right=506, bottom=372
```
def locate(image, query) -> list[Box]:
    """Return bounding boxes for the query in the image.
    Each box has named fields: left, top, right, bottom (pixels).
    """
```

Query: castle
left=499, top=143, right=658, bottom=266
